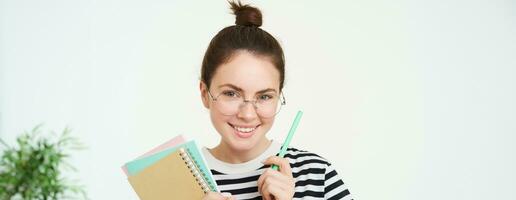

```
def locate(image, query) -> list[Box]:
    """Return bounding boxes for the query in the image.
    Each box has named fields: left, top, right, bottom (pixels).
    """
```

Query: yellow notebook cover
left=128, top=149, right=206, bottom=200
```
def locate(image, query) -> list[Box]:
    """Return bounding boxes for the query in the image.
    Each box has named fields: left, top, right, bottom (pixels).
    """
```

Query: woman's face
left=200, top=50, right=281, bottom=152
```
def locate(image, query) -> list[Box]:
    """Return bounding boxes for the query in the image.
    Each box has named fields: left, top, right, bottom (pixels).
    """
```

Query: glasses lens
left=211, top=90, right=285, bottom=118
left=212, top=91, right=241, bottom=116
left=255, top=95, right=284, bottom=118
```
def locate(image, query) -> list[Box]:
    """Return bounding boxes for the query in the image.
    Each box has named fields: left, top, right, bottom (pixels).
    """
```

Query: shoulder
left=283, top=147, right=333, bottom=175
left=284, top=147, right=354, bottom=199
left=284, top=146, right=332, bottom=166
left=282, top=146, right=348, bottom=184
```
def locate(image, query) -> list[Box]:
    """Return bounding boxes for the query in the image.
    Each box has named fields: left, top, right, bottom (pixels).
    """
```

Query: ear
left=200, top=81, right=210, bottom=109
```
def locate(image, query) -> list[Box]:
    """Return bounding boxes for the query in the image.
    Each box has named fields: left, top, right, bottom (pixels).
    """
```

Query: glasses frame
left=207, top=89, right=286, bottom=118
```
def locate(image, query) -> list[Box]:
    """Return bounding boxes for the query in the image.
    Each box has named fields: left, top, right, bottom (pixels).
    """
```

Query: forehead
left=211, top=51, right=280, bottom=92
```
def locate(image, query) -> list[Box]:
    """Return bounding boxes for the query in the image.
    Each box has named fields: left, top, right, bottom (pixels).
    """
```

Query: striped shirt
left=202, top=141, right=353, bottom=200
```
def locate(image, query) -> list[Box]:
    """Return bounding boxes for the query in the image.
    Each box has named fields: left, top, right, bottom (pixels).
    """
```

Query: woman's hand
left=202, top=192, right=235, bottom=200
left=258, top=156, right=295, bottom=200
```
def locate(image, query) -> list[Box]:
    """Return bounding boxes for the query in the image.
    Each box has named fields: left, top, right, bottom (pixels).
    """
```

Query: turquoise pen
left=271, top=110, right=303, bottom=170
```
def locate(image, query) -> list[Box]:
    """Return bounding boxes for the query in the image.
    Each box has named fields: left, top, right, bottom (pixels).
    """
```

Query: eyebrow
left=217, top=83, right=277, bottom=94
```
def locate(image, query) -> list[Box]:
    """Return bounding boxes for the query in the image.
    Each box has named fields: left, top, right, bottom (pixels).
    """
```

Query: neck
left=211, top=138, right=272, bottom=164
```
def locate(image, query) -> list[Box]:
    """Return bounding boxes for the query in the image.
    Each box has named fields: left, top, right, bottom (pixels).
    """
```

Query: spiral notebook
left=122, top=135, right=185, bottom=176
left=124, top=138, right=218, bottom=200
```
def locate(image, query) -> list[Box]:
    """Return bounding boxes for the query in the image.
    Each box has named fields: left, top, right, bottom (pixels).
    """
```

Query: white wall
left=0, top=0, right=514, bottom=199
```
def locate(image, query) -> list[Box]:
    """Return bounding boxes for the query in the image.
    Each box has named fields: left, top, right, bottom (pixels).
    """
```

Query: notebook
left=123, top=136, right=218, bottom=199
left=121, top=135, right=185, bottom=176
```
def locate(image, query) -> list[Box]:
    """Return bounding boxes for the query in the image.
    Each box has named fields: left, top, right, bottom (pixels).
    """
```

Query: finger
left=257, top=169, right=266, bottom=193
left=203, top=192, right=225, bottom=200
left=258, top=168, right=282, bottom=193
left=257, top=168, right=278, bottom=197
left=262, top=156, right=293, bottom=176
left=221, top=192, right=234, bottom=200
left=259, top=168, right=296, bottom=200
left=267, top=184, right=285, bottom=200
left=261, top=181, right=271, bottom=200
left=258, top=169, right=274, bottom=199
left=262, top=177, right=283, bottom=200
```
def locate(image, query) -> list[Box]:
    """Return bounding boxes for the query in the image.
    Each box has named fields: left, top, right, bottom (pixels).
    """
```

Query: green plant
left=0, top=125, right=87, bottom=200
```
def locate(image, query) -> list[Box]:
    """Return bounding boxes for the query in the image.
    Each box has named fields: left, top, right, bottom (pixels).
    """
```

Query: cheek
left=210, top=110, right=231, bottom=129
left=259, top=117, right=275, bottom=131
left=263, top=115, right=275, bottom=124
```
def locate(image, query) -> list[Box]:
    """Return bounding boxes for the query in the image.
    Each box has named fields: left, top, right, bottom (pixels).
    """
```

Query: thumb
left=221, top=192, right=235, bottom=200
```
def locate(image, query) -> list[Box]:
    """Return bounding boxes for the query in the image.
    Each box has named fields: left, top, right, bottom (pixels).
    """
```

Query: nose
left=237, top=101, right=259, bottom=121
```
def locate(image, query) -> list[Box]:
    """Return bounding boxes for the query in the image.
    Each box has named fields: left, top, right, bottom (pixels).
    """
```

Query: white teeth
left=233, top=126, right=256, bottom=133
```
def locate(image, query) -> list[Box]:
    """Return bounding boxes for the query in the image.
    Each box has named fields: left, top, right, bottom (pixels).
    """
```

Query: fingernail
left=221, top=192, right=232, bottom=197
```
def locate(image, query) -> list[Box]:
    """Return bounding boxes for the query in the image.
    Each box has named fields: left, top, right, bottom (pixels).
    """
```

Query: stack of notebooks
left=122, top=135, right=219, bottom=199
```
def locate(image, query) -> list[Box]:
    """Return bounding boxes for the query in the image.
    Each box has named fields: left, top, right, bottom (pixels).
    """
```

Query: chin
left=227, top=134, right=259, bottom=151
left=228, top=141, right=255, bottom=152
left=225, top=127, right=265, bottom=152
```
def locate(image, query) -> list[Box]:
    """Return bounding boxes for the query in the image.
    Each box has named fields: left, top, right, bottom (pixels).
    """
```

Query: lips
left=228, top=123, right=260, bottom=138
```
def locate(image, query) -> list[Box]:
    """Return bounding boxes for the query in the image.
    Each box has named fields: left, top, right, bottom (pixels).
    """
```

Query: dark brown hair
left=201, top=0, right=285, bottom=91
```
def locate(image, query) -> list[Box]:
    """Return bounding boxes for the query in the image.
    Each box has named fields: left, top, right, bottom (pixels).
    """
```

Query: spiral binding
left=178, top=148, right=214, bottom=193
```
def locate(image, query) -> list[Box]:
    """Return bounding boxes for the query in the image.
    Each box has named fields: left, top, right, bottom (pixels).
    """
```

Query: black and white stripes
left=202, top=142, right=353, bottom=200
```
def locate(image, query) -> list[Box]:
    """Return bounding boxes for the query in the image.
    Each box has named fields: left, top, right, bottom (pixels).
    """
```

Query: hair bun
left=229, top=1, right=262, bottom=27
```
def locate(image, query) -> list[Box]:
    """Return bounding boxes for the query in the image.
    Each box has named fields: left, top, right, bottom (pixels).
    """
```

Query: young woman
left=199, top=1, right=353, bottom=200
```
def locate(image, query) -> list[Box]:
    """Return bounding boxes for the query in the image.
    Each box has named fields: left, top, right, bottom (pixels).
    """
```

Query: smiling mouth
left=228, top=123, right=261, bottom=133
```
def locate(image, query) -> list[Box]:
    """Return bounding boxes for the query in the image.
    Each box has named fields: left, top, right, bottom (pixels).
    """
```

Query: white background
left=1, top=0, right=515, bottom=199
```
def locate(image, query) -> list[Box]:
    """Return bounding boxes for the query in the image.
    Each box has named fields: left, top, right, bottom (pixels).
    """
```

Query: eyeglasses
left=207, top=89, right=286, bottom=118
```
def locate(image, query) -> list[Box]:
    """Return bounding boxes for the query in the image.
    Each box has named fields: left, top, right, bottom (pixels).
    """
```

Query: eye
left=259, top=94, right=274, bottom=101
left=222, top=90, right=240, bottom=98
